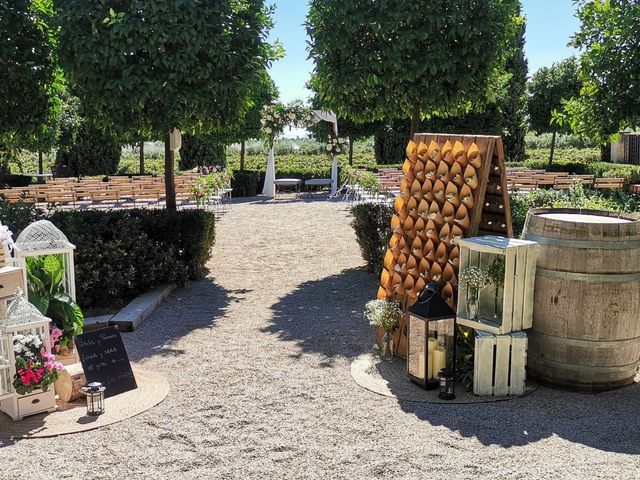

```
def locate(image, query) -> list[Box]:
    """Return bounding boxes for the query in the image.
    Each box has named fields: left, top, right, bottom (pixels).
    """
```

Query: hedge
left=350, top=203, right=393, bottom=277
left=0, top=203, right=216, bottom=309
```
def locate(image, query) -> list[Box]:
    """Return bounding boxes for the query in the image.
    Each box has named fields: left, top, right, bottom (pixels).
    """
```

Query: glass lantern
left=407, top=283, right=457, bottom=390
left=438, top=368, right=456, bottom=400
left=83, top=382, right=106, bottom=416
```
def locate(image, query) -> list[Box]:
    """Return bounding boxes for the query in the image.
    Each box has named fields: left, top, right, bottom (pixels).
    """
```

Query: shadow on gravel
left=124, top=277, right=236, bottom=361
left=399, top=384, right=640, bottom=454
left=264, top=267, right=376, bottom=361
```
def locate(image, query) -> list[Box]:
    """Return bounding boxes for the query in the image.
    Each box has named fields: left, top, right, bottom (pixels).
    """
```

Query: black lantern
left=82, top=382, right=106, bottom=416
left=438, top=368, right=456, bottom=400
left=407, top=282, right=457, bottom=390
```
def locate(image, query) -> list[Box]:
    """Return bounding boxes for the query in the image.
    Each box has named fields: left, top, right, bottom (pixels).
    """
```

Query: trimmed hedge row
left=350, top=203, right=393, bottom=277
left=0, top=204, right=216, bottom=309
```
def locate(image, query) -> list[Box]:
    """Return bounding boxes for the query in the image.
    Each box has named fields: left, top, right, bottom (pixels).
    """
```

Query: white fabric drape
left=312, top=110, right=339, bottom=194
left=262, top=148, right=276, bottom=197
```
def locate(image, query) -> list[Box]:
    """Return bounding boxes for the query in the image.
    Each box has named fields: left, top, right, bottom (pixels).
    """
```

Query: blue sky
left=267, top=0, right=580, bottom=103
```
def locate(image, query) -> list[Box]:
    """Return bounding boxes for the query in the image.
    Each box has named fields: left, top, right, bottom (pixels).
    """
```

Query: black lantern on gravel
left=407, top=282, right=457, bottom=390
left=83, top=382, right=106, bottom=416
left=438, top=368, right=456, bottom=400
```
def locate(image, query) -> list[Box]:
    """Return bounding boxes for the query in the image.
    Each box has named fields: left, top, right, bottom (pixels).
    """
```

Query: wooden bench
left=594, top=177, right=625, bottom=191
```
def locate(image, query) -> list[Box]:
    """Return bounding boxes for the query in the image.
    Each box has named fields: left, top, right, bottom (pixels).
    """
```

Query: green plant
left=350, top=203, right=393, bottom=277
left=364, top=299, right=401, bottom=333
left=455, top=325, right=475, bottom=392
left=26, top=254, right=84, bottom=348
left=231, top=170, right=259, bottom=197
left=179, top=135, right=227, bottom=170
left=487, top=257, right=506, bottom=288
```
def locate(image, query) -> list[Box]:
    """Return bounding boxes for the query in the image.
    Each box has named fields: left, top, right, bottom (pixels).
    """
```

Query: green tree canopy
left=307, top=0, right=521, bottom=136
left=559, top=0, right=640, bottom=142
left=528, top=57, right=581, bottom=164
left=0, top=0, right=62, bottom=151
left=55, top=0, right=278, bottom=208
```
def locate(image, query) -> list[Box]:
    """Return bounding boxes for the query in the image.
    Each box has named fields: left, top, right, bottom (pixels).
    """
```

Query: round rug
left=0, top=367, right=169, bottom=438
left=351, top=352, right=537, bottom=404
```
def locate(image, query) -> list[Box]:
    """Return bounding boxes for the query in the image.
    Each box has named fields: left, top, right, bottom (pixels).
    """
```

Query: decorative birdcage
left=10, top=220, right=76, bottom=301
left=0, top=290, right=57, bottom=421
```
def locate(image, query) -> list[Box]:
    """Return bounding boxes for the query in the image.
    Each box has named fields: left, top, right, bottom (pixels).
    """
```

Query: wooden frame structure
left=377, top=134, right=512, bottom=357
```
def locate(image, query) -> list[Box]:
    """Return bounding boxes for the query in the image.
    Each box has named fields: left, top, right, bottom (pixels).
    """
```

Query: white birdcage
left=0, top=291, right=57, bottom=420
left=10, top=220, right=76, bottom=301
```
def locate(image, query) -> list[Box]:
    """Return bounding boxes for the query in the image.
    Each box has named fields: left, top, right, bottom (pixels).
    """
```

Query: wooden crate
left=457, top=236, right=537, bottom=335
left=474, top=330, right=527, bottom=396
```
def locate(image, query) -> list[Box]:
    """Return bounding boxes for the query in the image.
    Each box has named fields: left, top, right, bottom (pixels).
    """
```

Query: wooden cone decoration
left=455, top=204, right=471, bottom=229
left=400, top=180, right=411, bottom=201
left=448, top=245, right=460, bottom=268
left=383, top=250, right=395, bottom=269
left=452, top=140, right=465, bottom=160
left=403, top=215, right=414, bottom=233
left=436, top=242, right=448, bottom=266
left=468, top=142, right=482, bottom=169
left=391, top=215, right=402, bottom=234
left=433, top=179, right=445, bottom=203
left=428, top=202, right=443, bottom=225
left=445, top=182, right=460, bottom=207
left=442, top=282, right=455, bottom=307
left=460, top=184, right=474, bottom=209
left=414, top=217, right=426, bottom=240
left=430, top=262, right=442, bottom=282
left=450, top=162, right=464, bottom=188
left=427, top=140, right=441, bottom=164
left=414, top=277, right=426, bottom=296
left=394, top=196, right=405, bottom=213
left=417, top=141, right=429, bottom=162
left=421, top=179, right=434, bottom=202
left=439, top=223, right=451, bottom=246
left=411, top=179, right=423, bottom=201
left=411, top=237, right=423, bottom=259
left=377, top=286, right=389, bottom=300
left=406, top=196, right=418, bottom=218
left=406, top=254, right=418, bottom=276
left=425, top=219, right=438, bottom=241
left=406, top=140, right=418, bottom=163
left=418, top=258, right=430, bottom=279
left=425, top=160, right=437, bottom=181
left=424, top=239, right=436, bottom=261
left=414, top=159, right=426, bottom=182
left=437, top=161, right=450, bottom=184
left=464, top=164, right=478, bottom=190
left=442, top=201, right=455, bottom=224
left=451, top=225, right=463, bottom=243
left=441, top=140, right=453, bottom=158
left=443, top=263, right=457, bottom=286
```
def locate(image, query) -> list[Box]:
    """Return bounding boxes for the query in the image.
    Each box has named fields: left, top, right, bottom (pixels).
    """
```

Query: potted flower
left=12, top=334, right=63, bottom=395
left=365, top=299, right=401, bottom=360
left=459, top=266, right=490, bottom=320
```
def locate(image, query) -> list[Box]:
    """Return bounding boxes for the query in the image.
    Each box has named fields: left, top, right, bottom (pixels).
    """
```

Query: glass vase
left=493, top=287, right=501, bottom=319
left=466, top=290, right=480, bottom=320
left=380, top=332, right=393, bottom=361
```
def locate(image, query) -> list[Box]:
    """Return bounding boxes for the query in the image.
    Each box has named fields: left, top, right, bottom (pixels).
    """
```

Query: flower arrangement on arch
left=261, top=101, right=315, bottom=149
left=325, top=135, right=346, bottom=156
left=12, top=334, right=63, bottom=395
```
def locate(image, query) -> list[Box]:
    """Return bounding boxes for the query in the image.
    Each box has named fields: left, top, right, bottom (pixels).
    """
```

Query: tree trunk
left=348, top=137, right=354, bottom=166
left=54, top=363, right=87, bottom=402
left=139, top=140, right=145, bottom=174
left=165, top=133, right=177, bottom=210
left=549, top=130, right=557, bottom=168
left=38, top=150, right=43, bottom=175
left=410, top=102, right=421, bottom=139
left=240, top=139, right=246, bottom=171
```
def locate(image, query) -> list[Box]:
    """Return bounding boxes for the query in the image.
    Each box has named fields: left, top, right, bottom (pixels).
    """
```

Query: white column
left=262, top=148, right=276, bottom=197
left=331, top=154, right=338, bottom=196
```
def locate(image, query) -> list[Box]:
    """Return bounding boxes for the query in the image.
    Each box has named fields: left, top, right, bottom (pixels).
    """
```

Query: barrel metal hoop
left=528, top=330, right=640, bottom=349
left=536, top=268, right=640, bottom=283
left=523, top=233, right=640, bottom=250
left=528, top=356, right=639, bottom=374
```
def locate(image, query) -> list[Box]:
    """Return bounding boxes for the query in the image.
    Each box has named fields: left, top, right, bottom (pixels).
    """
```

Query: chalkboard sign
left=75, top=326, right=137, bottom=398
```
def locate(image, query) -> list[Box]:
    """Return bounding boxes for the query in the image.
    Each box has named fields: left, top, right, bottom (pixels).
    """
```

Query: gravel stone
left=1, top=196, right=639, bottom=480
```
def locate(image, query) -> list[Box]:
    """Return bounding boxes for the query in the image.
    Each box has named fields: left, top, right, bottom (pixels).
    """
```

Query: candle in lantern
left=433, top=346, right=447, bottom=378
left=427, top=337, right=439, bottom=379
left=418, top=353, right=425, bottom=379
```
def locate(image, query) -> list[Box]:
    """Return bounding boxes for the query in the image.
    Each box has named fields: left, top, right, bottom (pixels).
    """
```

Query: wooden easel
left=377, top=134, right=512, bottom=358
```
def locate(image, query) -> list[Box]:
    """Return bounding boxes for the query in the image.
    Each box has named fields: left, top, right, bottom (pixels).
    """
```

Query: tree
left=528, top=57, right=582, bottom=165
left=0, top=0, right=62, bottom=171
left=56, top=0, right=278, bottom=209
left=232, top=71, right=278, bottom=171
left=502, top=10, right=528, bottom=162
left=558, top=0, right=640, bottom=142
left=307, top=0, right=520, bottom=137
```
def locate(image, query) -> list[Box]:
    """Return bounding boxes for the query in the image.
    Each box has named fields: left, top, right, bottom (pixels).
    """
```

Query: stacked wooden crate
left=456, top=236, right=538, bottom=396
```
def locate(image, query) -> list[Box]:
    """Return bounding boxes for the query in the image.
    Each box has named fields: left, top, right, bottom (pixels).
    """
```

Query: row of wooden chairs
left=0, top=174, right=229, bottom=211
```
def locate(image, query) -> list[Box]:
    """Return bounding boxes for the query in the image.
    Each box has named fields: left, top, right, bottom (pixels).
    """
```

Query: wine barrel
left=522, top=208, right=640, bottom=392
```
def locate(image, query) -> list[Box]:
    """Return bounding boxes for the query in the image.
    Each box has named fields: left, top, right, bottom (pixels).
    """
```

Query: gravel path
left=1, top=196, right=640, bottom=479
